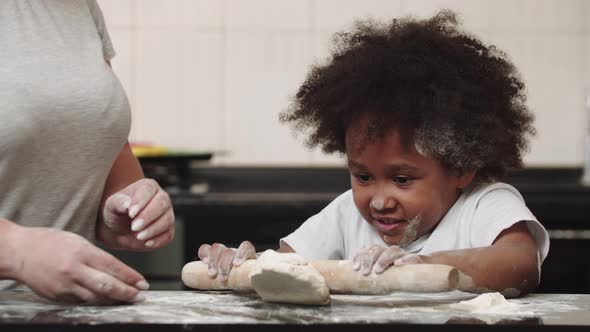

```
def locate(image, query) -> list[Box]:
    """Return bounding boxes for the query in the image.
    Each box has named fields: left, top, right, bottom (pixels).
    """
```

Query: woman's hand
left=99, top=178, right=175, bottom=251
left=352, top=244, right=425, bottom=275
left=11, top=225, right=148, bottom=304
left=197, top=241, right=256, bottom=281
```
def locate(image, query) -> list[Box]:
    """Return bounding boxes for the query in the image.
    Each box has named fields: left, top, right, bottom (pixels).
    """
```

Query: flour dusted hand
left=101, top=178, right=175, bottom=250
left=197, top=241, right=256, bottom=281
left=11, top=226, right=147, bottom=304
left=352, top=244, right=425, bottom=275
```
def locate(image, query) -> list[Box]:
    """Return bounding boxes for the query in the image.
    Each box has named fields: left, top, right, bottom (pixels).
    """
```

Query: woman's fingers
left=142, top=229, right=174, bottom=250
left=76, top=265, right=144, bottom=303
left=102, top=193, right=133, bottom=231
left=135, top=208, right=175, bottom=245
left=131, top=190, right=173, bottom=233
left=127, top=179, right=160, bottom=219
left=84, top=247, right=148, bottom=291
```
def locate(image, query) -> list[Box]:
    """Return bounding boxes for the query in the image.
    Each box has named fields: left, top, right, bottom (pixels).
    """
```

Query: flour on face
left=400, top=214, right=421, bottom=245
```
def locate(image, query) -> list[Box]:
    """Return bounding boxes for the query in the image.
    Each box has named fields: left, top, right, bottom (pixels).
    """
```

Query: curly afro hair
left=280, top=10, right=535, bottom=183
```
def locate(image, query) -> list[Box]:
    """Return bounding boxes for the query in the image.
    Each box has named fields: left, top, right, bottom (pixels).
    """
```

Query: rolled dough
left=249, top=250, right=331, bottom=305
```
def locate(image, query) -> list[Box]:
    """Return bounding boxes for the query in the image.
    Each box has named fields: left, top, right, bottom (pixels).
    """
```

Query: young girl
left=198, top=10, right=549, bottom=297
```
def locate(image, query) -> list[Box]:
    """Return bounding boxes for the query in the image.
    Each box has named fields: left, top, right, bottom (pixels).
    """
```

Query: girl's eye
left=356, top=174, right=372, bottom=183
left=394, top=176, right=411, bottom=185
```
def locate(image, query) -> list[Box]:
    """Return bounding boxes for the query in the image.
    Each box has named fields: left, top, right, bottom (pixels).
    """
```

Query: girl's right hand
left=197, top=241, right=256, bottom=281
left=352, top=244, right=425, bottom=275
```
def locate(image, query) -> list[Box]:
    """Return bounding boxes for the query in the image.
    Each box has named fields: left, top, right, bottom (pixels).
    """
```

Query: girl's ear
left=457, top=170, right=476, bottom=189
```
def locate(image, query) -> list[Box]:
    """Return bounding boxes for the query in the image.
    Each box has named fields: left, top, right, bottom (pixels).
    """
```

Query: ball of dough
left=249, top=250, right=331, bottom=305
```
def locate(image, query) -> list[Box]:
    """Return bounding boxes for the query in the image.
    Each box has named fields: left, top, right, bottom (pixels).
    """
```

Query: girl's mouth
left=372, top=217, right=405, bottom=233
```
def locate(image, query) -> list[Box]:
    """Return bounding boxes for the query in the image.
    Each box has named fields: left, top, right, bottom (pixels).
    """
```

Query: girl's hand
left=197, top=241, right=256, bottom=281
left=101, top=178, right=175, bottom=250
left=352, top=244, right=425, bottom=275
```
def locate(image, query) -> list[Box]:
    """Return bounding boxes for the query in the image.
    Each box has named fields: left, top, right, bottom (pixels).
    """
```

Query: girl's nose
left=370, top=198, right=385, bottom=210
left=370, top=194, right=397, bottom=210
left=371, top=184, right=397, bottom=210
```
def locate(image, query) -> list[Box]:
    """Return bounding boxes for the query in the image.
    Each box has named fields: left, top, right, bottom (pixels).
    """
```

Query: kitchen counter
left=1, top=290, right=590, bottom=331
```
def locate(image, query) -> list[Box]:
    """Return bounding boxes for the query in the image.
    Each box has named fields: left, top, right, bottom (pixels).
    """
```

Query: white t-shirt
left=281, top=182, right=549, bottom=264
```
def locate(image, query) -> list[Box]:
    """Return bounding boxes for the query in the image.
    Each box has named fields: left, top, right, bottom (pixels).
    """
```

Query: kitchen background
left=96, top=0, right=590, bottom=292
left=99, top=0, right=589, bottom=167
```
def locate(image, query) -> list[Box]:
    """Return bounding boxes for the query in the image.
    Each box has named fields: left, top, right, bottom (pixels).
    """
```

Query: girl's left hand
left=352, top=244, right=425, bottom=275
left=102, top=178, right=175, bottom=250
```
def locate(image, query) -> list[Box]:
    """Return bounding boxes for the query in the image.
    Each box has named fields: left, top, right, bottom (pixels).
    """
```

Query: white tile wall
left=136, top=0, right=225, bottom=28
left=225, top=0, right=313, bottom=30
left=313, top=0, right=402, bottom=31
left=400, top=0, right=491, bottom=32
left=99, top=0, right=589, bottom=167
left=489, top=0, right=585, bottom=32
left=98, top=0, right=135, bottom=26
left=224, top=30, right=314, bottom=163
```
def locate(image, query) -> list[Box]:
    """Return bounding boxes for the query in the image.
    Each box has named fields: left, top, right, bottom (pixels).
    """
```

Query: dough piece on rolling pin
left=249, top=250, right=331, bottom=305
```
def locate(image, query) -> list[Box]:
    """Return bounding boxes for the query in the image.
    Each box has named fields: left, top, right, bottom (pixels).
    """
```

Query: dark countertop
left=2, top=290, right=590, bottom=331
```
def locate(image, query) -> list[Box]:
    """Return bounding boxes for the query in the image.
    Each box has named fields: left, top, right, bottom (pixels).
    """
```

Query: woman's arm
left=0, top=218, right=20, bottom=278
left=95, top=142, right=143, bottom=246
left=101, top=142, right=144, bottom=208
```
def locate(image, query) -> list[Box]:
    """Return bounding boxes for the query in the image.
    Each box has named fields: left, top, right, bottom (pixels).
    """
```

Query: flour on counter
left=8, top=290, right=590, bottom=325
left=443, top=292, right=533, bottom=315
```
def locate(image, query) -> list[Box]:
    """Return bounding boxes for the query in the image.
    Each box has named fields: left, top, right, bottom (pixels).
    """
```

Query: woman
left=0, top=0, right=175, bottom=304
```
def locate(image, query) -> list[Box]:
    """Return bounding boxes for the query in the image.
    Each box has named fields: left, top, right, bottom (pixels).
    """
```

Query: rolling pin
left=182, top=260, right=476, bottom=294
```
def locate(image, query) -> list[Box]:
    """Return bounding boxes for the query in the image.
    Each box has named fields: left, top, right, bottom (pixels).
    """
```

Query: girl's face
left=345, top=120, right=474, bottom=246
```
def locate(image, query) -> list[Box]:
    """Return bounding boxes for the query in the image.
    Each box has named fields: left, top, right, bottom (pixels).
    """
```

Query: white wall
left=99, top=0, right=590, bottom=167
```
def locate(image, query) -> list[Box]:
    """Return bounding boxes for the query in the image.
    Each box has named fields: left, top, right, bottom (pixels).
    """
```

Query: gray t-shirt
left=0, top=0, right=131, bottom=289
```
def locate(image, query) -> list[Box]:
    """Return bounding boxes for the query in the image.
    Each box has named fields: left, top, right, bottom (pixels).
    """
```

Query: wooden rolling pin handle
left=311, top=260, right=459, bottom=294
left=182, top=260, right=474, bottom=294
left=182, top=260, right=256, bottom=292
